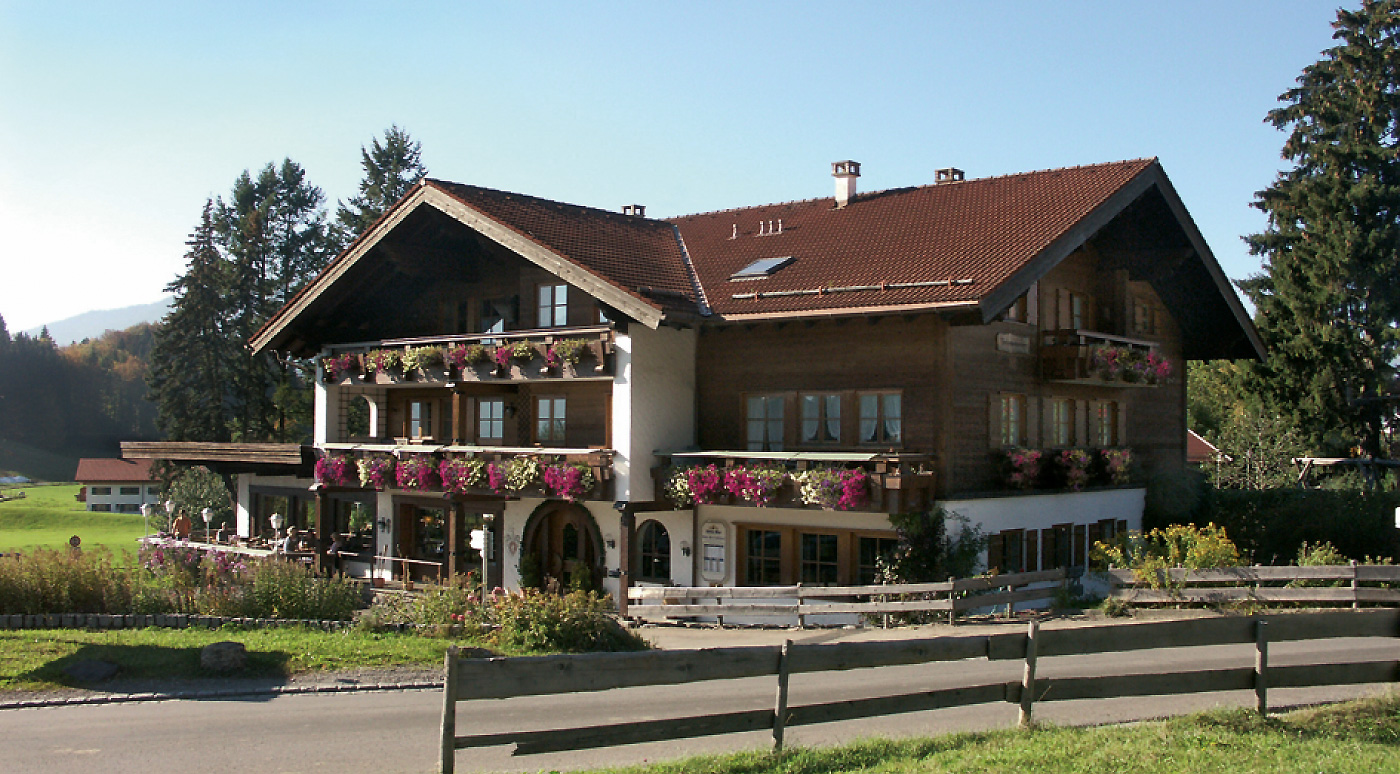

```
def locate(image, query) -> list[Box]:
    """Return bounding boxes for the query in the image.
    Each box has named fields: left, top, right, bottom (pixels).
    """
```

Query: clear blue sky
left=0, top=1, right=1343, bottom=332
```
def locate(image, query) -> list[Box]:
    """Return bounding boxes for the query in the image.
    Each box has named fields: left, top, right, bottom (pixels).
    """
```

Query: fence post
left=773, top=639, right=792, bottom=752
left=796, top=583, right=805, bottom=629
left=441, top=645, right=459, bottom=774
left=1351, top=560, right=1359, bottom=611
left=1254, top=618, right=1269, bottom=716
left=1019, top=618, right=1039, bottom=728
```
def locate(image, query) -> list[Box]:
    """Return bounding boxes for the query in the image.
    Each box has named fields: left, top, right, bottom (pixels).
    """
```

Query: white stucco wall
left=84, top=483, right=161, bottom=513
left=690, top=505, right=897, bottom=587
left=313, top=361, right=339, bottom=445
left=938, top=488, right=1146, bottom=540
left=610, top=325, right=696, bottom=502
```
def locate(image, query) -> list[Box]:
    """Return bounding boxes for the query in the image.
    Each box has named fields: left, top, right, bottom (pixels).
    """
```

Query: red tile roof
left=1187, top=430, right=1221, bottom=465
left=427, top=181, right=702, bottom=317
left=74, top=458, right=155, bottom=484
left=669, top=159, right=1157, bottom=318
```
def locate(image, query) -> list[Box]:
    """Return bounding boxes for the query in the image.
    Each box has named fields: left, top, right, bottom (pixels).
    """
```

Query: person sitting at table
left=326, top=534, right=344, bottom=575
left=171, top=511, right=192, bottom=539
left=280, top=526, right=299, bottom=553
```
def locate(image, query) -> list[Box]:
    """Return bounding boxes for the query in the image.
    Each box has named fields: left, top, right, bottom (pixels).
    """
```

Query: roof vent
left=935, top=168, right=965, bottom=184
left=622, top=204, right=646, bottom=217
left=832, top=160, right=861, bottom=208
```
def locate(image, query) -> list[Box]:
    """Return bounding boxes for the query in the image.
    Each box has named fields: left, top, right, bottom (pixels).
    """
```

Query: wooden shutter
left=988, top=533, right=1005, bottom=573
left=1073, top=524, right=1087, bottom=567
left=988, top=394, right=1002, bottom=449
left=1025, top=397, right=1040, bottom=447
left=1076, top=400, right=1089, bottom=446
left=1117, top=402, right=1129, bottom=446
left=1041, top=528, right=1058, bottom=570
left=1024, top=530, right=1039, bottom=573
left=1026, top=284, right=1040, bottom=327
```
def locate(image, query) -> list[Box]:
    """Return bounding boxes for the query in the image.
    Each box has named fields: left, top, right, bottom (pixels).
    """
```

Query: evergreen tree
left=335, top=125, right=427, bottom=242
left=148, top=200, right=236, bottom=442
left=1242, top=1, right=1400, bottom=457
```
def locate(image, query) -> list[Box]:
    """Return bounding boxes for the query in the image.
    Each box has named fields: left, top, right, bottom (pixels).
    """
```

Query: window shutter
left=1040, top=397, right=1053, bottom=446
left=988, top=394, right=1002, bottom=449
left=988, top=533, right=1005, bottom=573
left=1076, top=400, right=1089, bottom=445
left=1117, top=403, right=1129, bottom=446
left=1024, top=530, right=1039, bottom=573
left=1087, top=400, right=1101, bottom=447
left=1025, top=397, right=1040, bottom=447
left=1041, top=528, right=1057, bottom=570
left=1058, top=288, right=1071, bottom=329
left=1074, top=524, right=1088, bottom=567
left=1026, top=284, right=1040, bottom=326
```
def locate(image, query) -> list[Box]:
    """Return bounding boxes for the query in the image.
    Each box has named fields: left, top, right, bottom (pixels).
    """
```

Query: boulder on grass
left=201, top=641, right=247, bottom=672
left=63, top=659, right=120, bottom=682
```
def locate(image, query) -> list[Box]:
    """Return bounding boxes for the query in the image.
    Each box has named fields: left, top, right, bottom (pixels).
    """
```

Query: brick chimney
left=832, top=160, right=861, bottom=208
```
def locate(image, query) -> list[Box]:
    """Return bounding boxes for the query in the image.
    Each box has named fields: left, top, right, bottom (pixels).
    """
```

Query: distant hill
left=23, top=297, right=170, bottom=345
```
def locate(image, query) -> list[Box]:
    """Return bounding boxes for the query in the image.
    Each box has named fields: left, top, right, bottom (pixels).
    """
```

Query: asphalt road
left=2, top=629, right=1395, bottom=774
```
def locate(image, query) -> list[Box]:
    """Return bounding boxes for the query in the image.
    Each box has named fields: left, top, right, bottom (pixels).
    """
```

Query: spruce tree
left=148, top=201, right=236, bottom=442
left=1242, top=0, right=1400, bottom=457
left=335, top=125, right=427, bottom=242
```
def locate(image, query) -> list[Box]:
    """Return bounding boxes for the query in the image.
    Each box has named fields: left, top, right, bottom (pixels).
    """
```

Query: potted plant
left=439, top=457, right=487, bottom=494
left=542, top=461, right=596, bottom=502
left=545, top=338, right=588, bottom=375
left=321, top=353, right=360, bottom=383
left=396, top=455, right=440, bottom=490
left=1003, top=448, right=1043, bottom=489
left=403, top=346, right=447, bottom=379
left=794, top=466, right=870, bottom=510
left=314, top=454, right=356, bottom=487
left=1056, top=448, right=1093, bottom=491
left=448, top=343, right=491, bottom=374
left=724, top=465, right=787, bottom=507
left=364, top=348, right=405, bottom=382
left=503, top=456, right=541, bottom=492
left=357, top=455, right=396, bottom=490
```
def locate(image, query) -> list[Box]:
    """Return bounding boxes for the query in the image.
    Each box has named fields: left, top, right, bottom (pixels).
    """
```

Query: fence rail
left=439, top=609, right=1400, bottom=772
left=1108, top=564, right=1400, bottom=606
left=624, top=568, right=1065, bottom=624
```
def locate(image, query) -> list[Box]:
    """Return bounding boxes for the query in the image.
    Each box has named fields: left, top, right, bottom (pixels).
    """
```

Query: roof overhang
left=251, top=183, right=665, bottom=356
left=121, top=442, right=315, bottom=477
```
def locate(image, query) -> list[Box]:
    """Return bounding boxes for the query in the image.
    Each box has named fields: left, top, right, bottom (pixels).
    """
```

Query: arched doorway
left=522, top=501, right=604, bottom=591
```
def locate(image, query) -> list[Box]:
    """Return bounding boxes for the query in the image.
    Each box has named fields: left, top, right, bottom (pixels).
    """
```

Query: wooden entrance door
left=525, top=502, right=601, bottom=590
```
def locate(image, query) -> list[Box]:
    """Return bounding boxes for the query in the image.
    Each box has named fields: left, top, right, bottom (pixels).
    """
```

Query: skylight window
left=730, top=255, right=795, bottom=281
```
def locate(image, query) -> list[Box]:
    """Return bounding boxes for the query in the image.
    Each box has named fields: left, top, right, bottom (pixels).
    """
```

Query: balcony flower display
left=550, top=338, right=587, bottom=366
left=1101, top=448, right=1133, bottom=485
left=1056, top=448, right=1093, bottom=492
left=725, top=465, right=787, bottom=507
left=439, top=457, right=487, bottom=494
left=1089, top=346, right=1124, bottom=381
left=396, top=455, right=439, bottom=490
left=542, top=461, right=596, bottom=502
left=402, top=346, right=445, bottom=374
left=504, top=456, right=541, bottom=492
left=1145, top=351, right=1172, bottom=384
left=364, top=348, right=402, bottom=375
left=685, top=465, right=725, bottom=505
left=1004, top=448, right=1043, bottom=489
left=357, top=455, right=395, bottom=490
left=663, top=467, right=696, bottom=507
left=448, top=343, right=490, bottom=370
left=321, top=353, right=359, bottom=382
left=486, top=462, right=507, bottom=493
left=314, top=454, right=355, bottom=487
left=795, top=467, right=870, bottom=510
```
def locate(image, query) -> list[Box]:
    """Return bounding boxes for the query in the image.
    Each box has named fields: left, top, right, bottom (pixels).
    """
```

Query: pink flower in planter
left=542, top=462, right=595, bottom=502
left=1005, top=448, right=1043, bottom=489
left=486, top=462, right=507, bottom=493
left=395, top=455, right=439, bottom=490
left=493, top=346, right=512, bottom=370
left=315, top=454, right=354, bottom=486
left=837, top=469, right=869, bottom=510
left=685, top=465, right=724, bottom=504
left=1057, top=448, right=1092, bottom=491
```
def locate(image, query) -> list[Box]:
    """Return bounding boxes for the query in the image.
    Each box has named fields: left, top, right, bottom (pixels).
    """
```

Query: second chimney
left=832, top=160, right=861, bottom=208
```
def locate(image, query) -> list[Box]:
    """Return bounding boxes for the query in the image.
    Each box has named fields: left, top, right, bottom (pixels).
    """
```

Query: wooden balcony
left=651, top=451, right=936, bottom=515
left=1039, top=329, right=1166, bottom=387
left=320, top=326, right=615, bottom=385
left=315, top=443, right=615, bottom=502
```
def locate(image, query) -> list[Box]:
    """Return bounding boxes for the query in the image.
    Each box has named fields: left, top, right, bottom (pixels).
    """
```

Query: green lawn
left=579, top=696, right=1400, bottom=774
left=0, top=626, right=508, bottom=692
left=0, top=484, right=146, bottom=556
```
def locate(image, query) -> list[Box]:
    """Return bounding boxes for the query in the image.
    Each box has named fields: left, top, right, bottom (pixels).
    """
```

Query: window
left=480, top=298, right=514, bottom=334
left=800, top=393, right=841, bottom=444
left=746, top=395, right=785, bottom=451
left=745, top=529, right=783, bottom=585
left=857, top=536, right=899, bottom=585
left=91, top=504, right=112, bottom=512
left=988, top=529, right=1029, bottom=574
left=146, top=486, right=159, bottom=496
left=637, top=520, right=671, bottom=583
left=1070, top=293, right=1087, bottom=329
left=90, top=486, right=111, bottom=496
left=1004, top=293, right=1028, bottom=322
left=409, top=401, right=433, bottom=439
left=478, top=399, right=505, bottom=442
left=1048, top=398, right=1074, bottom=447
left=730, top=255, right=795, bottom=280
left=1095, top=401, right=1120, bottom=446
left=858, top=392, right=902, bottom=445
left=119, top=486, right=140, bottom=496
left=536, top=396, right=566, bottom=442
left=800, top=533, right=839, bottom=585
left=538, top=283, right=568, bottom=327
left=999, top=394, right=1026, bottom=447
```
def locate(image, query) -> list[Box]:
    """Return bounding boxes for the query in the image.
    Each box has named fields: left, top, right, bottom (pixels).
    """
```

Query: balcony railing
left=1040, top=329, right=1169, bottom=387
left=320, top=326, right=615, bottom=385
left=651, top=451, right=936, bottom=514
left=315, top=443, right=615, bottom=502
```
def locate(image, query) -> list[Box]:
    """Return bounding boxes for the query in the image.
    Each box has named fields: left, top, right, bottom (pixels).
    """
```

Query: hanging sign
left=700, top=521, right=727, bottom=583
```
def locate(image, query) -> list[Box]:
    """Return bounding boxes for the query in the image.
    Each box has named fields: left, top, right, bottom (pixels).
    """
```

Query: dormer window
left=730, top=256, right=795, bottom=281
left=538, top=284, right=568, bottom=327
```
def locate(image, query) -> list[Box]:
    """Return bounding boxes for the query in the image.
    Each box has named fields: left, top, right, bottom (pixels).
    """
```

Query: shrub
left=490, top=590, right=647, bottom=653
left=1093, top=523, right=1242, bottom=590
left=1172, top=488, right=1400, bottom=565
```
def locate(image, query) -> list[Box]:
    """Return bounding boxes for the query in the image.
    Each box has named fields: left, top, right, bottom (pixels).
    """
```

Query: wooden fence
left=439, top=609, right=1400, bottom=772
left=1108, top=564, right=1400, bottom=607
left=624, top=568, right=1066, bottom=625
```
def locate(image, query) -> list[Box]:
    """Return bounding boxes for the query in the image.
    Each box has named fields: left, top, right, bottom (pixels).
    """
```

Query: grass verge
left=577, top=695, right=1400, bottom=774
left=0, top=484, right=145, bottom=555
left=0, top=626, right=526, bottom=693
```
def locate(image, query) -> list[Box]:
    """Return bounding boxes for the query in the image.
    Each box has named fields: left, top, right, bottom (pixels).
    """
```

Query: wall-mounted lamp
left=612, top=501, right=628, bottom=512
left=504, top=404, right=517, bottom=419
left=605, top=534, right=616, bottom=549
left=606, top=568, right=622, bottom=578
left=680, top=541, right=692, bottom=558
left=376, top=516, right=392, bottom=531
